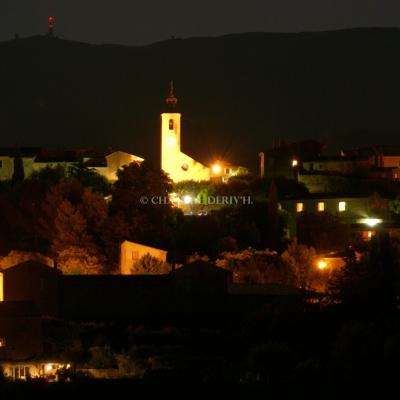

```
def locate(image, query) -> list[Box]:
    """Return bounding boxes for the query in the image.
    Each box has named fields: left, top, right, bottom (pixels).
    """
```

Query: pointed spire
left=165, top=80, right=178, bottom=108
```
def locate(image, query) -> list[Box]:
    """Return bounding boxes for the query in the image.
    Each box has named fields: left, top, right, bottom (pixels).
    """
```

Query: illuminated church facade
left=0, top=83, right=246, bottom=184
left=161, top=83, right=211, bottom=182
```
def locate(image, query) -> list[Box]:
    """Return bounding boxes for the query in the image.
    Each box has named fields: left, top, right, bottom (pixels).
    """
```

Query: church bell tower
left=161, top=81, right=182, bottom=175
left=160, top=82, right=211, bottom=182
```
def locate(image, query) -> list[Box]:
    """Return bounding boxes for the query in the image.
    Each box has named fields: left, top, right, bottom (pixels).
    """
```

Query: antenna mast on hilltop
left=48, top=16, right=55, bottom=36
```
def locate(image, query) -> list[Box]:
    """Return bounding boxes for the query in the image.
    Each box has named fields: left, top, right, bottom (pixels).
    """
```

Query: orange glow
left=45, top=364, right=53, bottom=373
left=317, top=260, right=328, bottom=270
left=212, top=164, right=221, bottom=174
left=362, top=230, right=373, bottom=241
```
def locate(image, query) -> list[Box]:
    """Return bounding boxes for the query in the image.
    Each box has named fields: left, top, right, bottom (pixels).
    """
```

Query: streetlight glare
left=317, top=260, right=328, bottom=270
left=212, top=164, right=221, bottom=174
left=359, top=218, right=382, bottom=227
left=183, top=195, right=192, bottom=205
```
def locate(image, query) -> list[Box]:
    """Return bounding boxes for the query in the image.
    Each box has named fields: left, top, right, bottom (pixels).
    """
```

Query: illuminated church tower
left=161, top=82, right=210, bottom=182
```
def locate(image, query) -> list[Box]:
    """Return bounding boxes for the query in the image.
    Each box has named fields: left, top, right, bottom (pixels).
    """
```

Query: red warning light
left=47, top=15, right=55, bottom=35
left=48, top=16, right=55, bottom=29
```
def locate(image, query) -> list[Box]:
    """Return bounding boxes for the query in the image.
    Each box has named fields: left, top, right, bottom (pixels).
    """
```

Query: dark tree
left=103, top=161, right=174, bottom=265
left=297, top=212, right=350, bottom=253
left=37, top=178, right=108, bottom=270
left=267, top=180, right=280, bottom=250
left=28, top=165, right=66, bottom=191
left=69, top=156, right=111, bottom=195
left=328, top=232, right=399, bottom=313
left=12, top=147, right=25, bottom=184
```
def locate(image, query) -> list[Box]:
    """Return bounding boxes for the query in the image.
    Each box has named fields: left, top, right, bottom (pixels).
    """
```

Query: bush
left=130, top=253, right=170, bottom=275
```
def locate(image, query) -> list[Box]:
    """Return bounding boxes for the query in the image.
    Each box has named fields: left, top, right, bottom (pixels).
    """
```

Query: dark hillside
left=1, top=28, right=400, bottom=169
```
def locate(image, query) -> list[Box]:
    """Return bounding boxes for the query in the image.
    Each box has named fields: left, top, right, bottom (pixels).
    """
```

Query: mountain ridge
left=1, top=27, right=400, bottom=171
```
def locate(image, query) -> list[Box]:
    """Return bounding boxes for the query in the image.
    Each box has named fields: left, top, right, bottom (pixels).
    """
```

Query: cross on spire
left=165, top=80, right=178, bottom=108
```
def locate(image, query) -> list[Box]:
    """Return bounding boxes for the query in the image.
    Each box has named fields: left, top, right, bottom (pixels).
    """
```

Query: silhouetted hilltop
left=1, top=28, right=400, bottom=170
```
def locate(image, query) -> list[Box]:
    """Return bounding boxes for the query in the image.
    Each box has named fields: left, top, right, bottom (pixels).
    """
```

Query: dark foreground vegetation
left=3, top=236, right=400, bottom=394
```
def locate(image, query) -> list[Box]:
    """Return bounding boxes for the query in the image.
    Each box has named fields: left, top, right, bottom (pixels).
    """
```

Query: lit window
left=362, top=231, right=373, bottom=241
left=292, top=159, right=298, bottom=167
left=0, top=338, right=5, bottom=347
left=338, top=201, right=346, bottom=212
left=317, top=202, right=325, bottom=212
left=296, top=202, right=304, bottom=212
left=13, top=367, right=28, bottom=380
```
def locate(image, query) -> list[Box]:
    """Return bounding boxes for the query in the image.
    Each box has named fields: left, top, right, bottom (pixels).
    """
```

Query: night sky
left=1, top=0, right=400, bottom=45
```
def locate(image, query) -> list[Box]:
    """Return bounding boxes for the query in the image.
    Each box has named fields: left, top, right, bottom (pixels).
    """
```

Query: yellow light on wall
left=45, top=364, right=53, bottom=373
left=296, top=202, right=304, bottom=212
left=212, top=164, right=221, bottom=174
left=317, top=260, right=328, bottom=270
left=166, top=136, right=176, bottom=146
left=317, top=202, right=325, bottom=212
left=338, top=201, right=346, bottom=212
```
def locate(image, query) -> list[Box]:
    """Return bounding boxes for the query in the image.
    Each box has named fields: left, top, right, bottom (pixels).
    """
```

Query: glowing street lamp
left=45, top=364, right=53, bottom=373
left=317, top=260, right=328, bottom=270
left=183, top=195, right=192, bottom=205
left=359, top=218, right=382, bottom=227
left=291, top=159, right=298, bottom=167
left=212, top=164, right=222, bottom=174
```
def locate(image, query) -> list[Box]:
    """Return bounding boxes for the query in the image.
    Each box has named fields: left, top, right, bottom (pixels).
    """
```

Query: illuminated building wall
left=210, top=161, right=249, bottom=183
left=0, top=150, right=144, bottom=183
left=281, top=195, right=392, bottom=240
left=120, top=240, right=168, bottom=275
left=98, top=151, right=144, bottom=182
left=161, top=111, right=210, bottom=183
